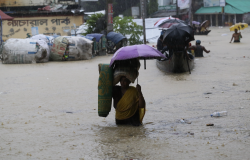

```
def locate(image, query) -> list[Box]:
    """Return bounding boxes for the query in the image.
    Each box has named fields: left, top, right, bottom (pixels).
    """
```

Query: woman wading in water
left=112, top=76, right=146, bottom=126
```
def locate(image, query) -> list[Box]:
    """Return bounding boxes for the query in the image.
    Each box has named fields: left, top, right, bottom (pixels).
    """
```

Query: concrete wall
left=2, top=15, right=83, bottom=41
left=0, top=0, right=52, bottom=7
left=0, top=0, right=77, bottom=7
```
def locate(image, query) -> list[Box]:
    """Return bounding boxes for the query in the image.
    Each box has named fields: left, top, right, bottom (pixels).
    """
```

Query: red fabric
left=0, top=10, right=14, bottom=20
left=42, top=6, right=51, bottom=11
left=154, top=16, right=179, bottom=26
left=38, top=6, right=51, bottom=11
left=159, top=23, right=175, bottom=28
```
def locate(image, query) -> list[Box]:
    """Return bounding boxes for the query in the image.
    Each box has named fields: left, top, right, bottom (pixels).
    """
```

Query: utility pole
left=176, top=0, right=179, bottom=18
left=220, top=0, right=226, bottom=26
left=222, top=7, right=225, bottom=26
left=189, top=0, right=193, bottom=25
left=106, top=0, right=113, bottom=34
left=140, top=0, right=146, bottom=44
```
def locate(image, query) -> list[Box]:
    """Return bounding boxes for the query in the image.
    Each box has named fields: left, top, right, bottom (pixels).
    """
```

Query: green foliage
left=83, top=13, right=104, bottom=35
left=147, top=0, right=159, bottom=16
left=113, top=16, right=143, bottom=45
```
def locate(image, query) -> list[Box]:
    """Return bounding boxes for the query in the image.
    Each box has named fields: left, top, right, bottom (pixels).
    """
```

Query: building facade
left=195, top=0, right=250, bottom=26
left=0, top=0, right=83, bottom=41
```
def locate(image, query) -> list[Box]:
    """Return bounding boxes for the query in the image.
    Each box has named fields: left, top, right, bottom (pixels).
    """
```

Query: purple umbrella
left=109, top=44, right=167, bottom=69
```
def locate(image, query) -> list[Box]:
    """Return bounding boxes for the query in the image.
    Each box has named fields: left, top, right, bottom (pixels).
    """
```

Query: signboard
left=107, top=3, right=113, bottom=31
left=108, top=3, right=113, bottom=14
left=178, top=0, right=189, bottom=9
left=140, top=0, right=145, bottom=19
left=131, top=7, right=139, bottom=16
left=108, top=14, right=113, bottom=24
left=108, top=3, right=113, bottom=24
left=220, top=0, right=225, bottom=7
left=158, top=5, right=176, bottom=11
left=204, top=0, right=220, bottom=7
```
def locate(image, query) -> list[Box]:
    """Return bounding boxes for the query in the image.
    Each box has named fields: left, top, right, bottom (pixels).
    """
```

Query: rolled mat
left=98, top=64, right=113, bottom=117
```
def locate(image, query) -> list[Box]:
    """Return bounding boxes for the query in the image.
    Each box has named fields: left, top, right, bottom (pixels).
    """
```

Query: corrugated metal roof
left=195, top=6, right=222, bottom=14
left=225, top=5, right=244, bottom=14
left=226, top=0, right=250, bottom=13
left=195, top=4, right=245, bottom=14
left=0, top=10, right=14, bottom=20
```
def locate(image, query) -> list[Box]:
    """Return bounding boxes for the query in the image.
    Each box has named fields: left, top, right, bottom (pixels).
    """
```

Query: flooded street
left=1, top=27, right=250, bottom=160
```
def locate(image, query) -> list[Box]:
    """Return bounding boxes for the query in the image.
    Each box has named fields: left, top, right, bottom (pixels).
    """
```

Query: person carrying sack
left=112, top=76, right=146, bottom=126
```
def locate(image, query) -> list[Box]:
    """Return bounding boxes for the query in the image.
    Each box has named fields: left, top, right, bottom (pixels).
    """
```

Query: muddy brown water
left=0, top=27, right=250, bottom=159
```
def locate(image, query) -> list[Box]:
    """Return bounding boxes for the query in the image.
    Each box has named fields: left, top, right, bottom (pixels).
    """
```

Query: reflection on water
left=95, top=125, right=148, bottom=159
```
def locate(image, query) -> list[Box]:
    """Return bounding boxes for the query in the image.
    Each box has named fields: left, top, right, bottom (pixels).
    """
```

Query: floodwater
left=1, top=27, right=250, bottom=160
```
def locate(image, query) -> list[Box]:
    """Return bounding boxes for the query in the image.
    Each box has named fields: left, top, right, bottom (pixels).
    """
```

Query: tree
left=83, top=13, right=105, bottom=35
left=113, top=16, right=143, bottom=45
left=147, top=0, right=158, bottom=16
left=83, top=14, right=143, bottom=45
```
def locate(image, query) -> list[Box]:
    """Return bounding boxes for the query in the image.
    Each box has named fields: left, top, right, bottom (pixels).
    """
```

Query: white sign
left=131, top=7, right=139, bottom=16
left=204, top=0, right=220, bottom=7
left=31, top=27, right=39, bottom=36
left=220, top=0, right=225, bottom=7
left=178, top=0, right=189, bottom=9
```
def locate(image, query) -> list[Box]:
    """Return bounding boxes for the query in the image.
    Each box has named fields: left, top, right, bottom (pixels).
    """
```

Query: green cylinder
left=98, top=64, right=113, bottom=117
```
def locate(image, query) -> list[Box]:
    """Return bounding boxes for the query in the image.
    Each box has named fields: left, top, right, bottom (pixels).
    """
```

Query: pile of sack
left=2, top=38, right=50, bottom=64
left=50, top=36, right=93, bottom=61
left=1, top=35, right=94, bottom=64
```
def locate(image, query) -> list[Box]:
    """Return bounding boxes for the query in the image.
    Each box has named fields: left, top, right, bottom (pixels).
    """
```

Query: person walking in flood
left=189, top=40, right=210, bottom=57
left=230, top=29, right=242, bottom=43
left=112, top=76, right=146, bottom=126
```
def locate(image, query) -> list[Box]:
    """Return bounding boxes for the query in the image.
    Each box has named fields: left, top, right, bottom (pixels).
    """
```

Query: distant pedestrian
left=230, top=29, right=242, bottom=43
left=161, top=43, right=173, bottom=59
left=189, top=40, right=210, bottom=57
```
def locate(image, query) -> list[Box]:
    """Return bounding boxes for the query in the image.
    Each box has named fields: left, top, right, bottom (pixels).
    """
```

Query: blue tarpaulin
left=107, top=32, right=126, bottom=45
left=86, top=33, right=103, bottom=42
left=52, top=34, right=60, bottom=39
left=82, top=35, right=96, bottom=41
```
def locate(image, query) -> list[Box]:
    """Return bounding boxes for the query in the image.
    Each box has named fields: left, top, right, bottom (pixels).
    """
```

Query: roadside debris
left=233, top=83, right=238, bottom=86
left=211, top=111, right=228, bottom=117
left=180, top=119, right=192, bottom=124
left=187, top=132, right=194, bottom=135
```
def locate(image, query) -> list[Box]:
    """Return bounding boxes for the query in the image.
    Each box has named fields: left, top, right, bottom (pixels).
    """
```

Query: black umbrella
left=163, top=23, right=195, bottom=46
left=159, top=19, right=187, bottom=28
